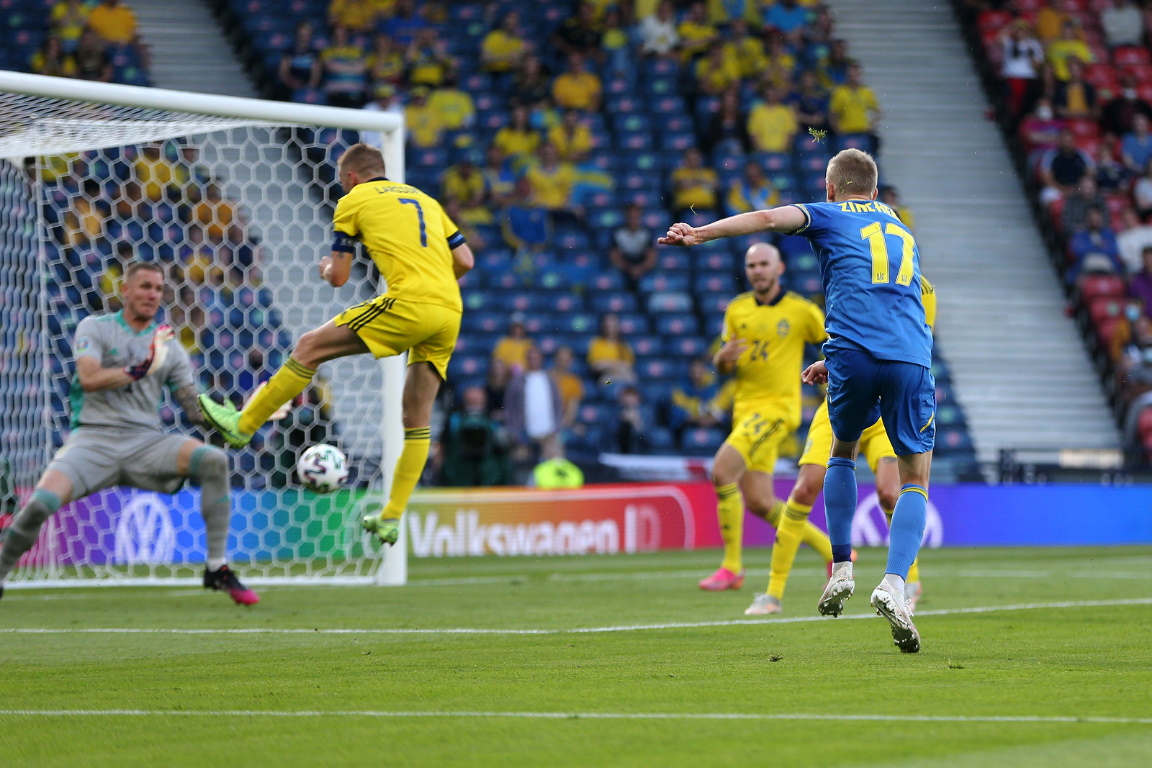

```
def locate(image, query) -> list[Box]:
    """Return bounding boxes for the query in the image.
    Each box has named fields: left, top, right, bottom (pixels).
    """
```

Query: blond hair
left=338, top=142, right=387, bottom=177
left=826, top=148, right=878, bottom=199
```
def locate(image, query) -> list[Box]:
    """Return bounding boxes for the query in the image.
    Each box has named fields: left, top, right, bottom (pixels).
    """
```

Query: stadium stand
left=956, top=0, right=1152, bottom=467
left=4, top=0, right=978, bottom=480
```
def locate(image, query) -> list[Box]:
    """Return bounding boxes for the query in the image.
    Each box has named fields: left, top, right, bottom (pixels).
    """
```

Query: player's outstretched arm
left=658, top=205, right=808, bottom=247
left=173, top=384, right=207, bottom=426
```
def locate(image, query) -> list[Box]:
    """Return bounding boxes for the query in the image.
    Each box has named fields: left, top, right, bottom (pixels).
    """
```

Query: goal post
left=0, top=71, right=408, bottom=587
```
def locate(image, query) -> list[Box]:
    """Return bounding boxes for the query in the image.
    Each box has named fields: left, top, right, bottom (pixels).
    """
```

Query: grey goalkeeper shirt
left=69, top=311, right=194, bottom=431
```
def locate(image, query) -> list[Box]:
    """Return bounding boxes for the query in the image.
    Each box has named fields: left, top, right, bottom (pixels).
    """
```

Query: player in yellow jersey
left=198, top=143, right=475, bottom=546
left=698, top=242, right=831, bottom=591
left=745, top=276, right=936, bottom=615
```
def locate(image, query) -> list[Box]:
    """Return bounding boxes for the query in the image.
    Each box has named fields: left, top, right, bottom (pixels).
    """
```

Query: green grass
left=1, top=546, right=1150, bottom=767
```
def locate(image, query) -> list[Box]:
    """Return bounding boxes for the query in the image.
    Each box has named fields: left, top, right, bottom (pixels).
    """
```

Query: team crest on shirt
left=76, top=338, right=90, bottom=354
left=777, top=319, right=791, bottom=337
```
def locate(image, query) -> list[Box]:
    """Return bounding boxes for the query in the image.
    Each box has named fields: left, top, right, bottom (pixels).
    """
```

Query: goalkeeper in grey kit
left=0, top=262, right=259, bottom=605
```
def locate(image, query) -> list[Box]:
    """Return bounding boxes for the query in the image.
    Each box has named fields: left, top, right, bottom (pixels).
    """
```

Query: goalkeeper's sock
left=715, top=482, right=744, bottom=575
left=886, top=485, right=928, bottom=579
left=189, top=445, right=230, bottom=571
left=884, top=506, right=920, bottom=584
left=381, top=428, right=432, bottom=519
left=824, top=458, right=857, bottom=563
left=0, top=489, right=61, bottom=582
left=238, top=356, right=316, bottom=435
left=766, top=500, right=812, bottom=599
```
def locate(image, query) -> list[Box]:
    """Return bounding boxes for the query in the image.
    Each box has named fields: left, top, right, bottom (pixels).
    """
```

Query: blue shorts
left=824, top=342, right=936, bottom=456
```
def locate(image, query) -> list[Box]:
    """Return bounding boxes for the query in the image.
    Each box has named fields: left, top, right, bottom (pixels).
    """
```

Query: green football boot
left=362, top=515, right=400, bottom=546
left=197, top=395, right=254, bottom=448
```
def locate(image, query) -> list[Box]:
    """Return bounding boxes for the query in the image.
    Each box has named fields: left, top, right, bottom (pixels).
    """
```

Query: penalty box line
left=1, top=597, right=1151, bottom=636
left=0, top=710, right=1149, bottom=725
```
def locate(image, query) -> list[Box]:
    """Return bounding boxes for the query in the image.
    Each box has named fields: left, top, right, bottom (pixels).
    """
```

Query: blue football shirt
left=793, top=200, right=933, bottom=368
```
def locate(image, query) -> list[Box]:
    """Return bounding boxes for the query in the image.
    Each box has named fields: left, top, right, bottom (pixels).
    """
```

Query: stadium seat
left=696, top=291, right=731, bottom=315
left=680, top=427, right=725, bottom=455
left=638, top=273, right=691, bottom=293
left=616, top=312, right=650, bottom=335
left=655, top=315, right=700, bottom=336
left=646, top=291, right=693, bottom=314
left=589, top=291, right=638, bottom=314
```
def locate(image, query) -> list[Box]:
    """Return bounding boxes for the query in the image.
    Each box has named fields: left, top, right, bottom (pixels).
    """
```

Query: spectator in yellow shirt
left=830, top=62, right=882, bottom=137
left=406, top=27, right=455, bottom=89
left=1035, top=0, right=1069, bottom=43
left=1047, top=20, right=1095, bottom=81
left=481, top=10, right=529, bottom=74
left=133, top=143, right=180, bottom=203
left=707, top=0, right=759, bottom=25
left=677, top=1, right=720, bottom=63
left=493, top=105, right=541, bottom=166
left=670, top=146, right=720, bottom=217
left=747, top=84, right=798, bottom=153
left=547, top=109, right=594, bottom=163
left=695, top=43, right=742, bottom=96
left=30, top=37, right=77, bottom=79
left=723, top=19, right=767, bottom=80
left=404, top=86, right=447, bottom=148
left=367, top=33, right=405, bottom=88
left=440, top=151, right=491, bottom=224
left=49, top=0, right=90, bottom=53
left=552, top=52, right=602, bottom=112
left=725, top=161, right=779, bottom=216
left=549, top=346, right=585, bottom=434
left=320, top=25, right=369, bottom=108
left=87, top=0, right=137, bottom=45
left=328, top=0, right=381, bottom=34
left=493, top=314, right=535, bottom=373
left=588, top=313, right=636, bottom=385
left=524, top=142, right=577, bottom=212
left=194, top=183, right=238, bottom=244
left=428, top=75, right=475, bottom=131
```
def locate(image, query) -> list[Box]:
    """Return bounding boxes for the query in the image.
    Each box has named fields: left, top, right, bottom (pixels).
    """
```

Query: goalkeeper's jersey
left=69, top=310, right=194, bottom=430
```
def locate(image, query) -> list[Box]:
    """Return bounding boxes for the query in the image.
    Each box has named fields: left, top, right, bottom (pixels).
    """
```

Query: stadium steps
left=198, top=128, right=385, bottom=458
left=129, top=0, right=257, bottom=97
left=827, top=0, right=1122, bottom=461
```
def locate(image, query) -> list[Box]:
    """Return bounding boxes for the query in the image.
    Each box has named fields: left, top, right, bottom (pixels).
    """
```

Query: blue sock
left=886, top=484, right=928, bottom=578
left=824, top=457, right=857, bottom=562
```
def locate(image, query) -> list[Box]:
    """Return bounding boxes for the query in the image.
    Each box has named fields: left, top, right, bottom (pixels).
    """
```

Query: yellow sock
left=765, top=499, right=785, bottom=528
left=381, top=427, right=432, bottom=519
left=767, top=500, right=812, bottom=599
left=715, top=483, right=744, bottom=574
left=238, top=357, right=316, bottom=434
left=884, top=507, right=920, bottom=582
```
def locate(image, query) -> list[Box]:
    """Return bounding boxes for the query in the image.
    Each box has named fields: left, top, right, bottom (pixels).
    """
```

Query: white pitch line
left=0, top=710, right=1148, bottom=725
left=2, top=597, right=1150, bottom=636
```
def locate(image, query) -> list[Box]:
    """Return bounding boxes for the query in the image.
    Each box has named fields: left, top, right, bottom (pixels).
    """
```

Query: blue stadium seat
left=668, top=335, right=710, bottom=359
left=680, top=427, right=725, bottom=456
left=631, top=335, right=665, bottom=357
left=657, top=251, right=691, bottom=272
left=616, top=312, right=650, bottom=335
left=695, top=271, right=738, bottom=294
left=589, top=291, right=638, bottom=314
left=696, top=291, right=731, bottom=315
left=646, top=291, right=693, bottom=314
left=655, top=315, right=699, bottom=336
left=588, top=271, right=627, bottom=291
left=638, top=273, right=690, bottom=293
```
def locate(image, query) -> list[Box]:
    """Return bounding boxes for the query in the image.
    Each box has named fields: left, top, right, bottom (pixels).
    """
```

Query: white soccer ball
left=297, top=444, right=349, bottom=494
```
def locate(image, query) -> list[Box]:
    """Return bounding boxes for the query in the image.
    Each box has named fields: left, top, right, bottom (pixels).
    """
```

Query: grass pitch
left=1, top=546, right=1150, bottom=767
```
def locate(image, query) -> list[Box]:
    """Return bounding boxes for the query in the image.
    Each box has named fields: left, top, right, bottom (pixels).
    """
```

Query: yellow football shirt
left=332, top=177, right=464, bottom=313
left=722, top=291, right=826, bottom=423
left=920, top=275, right=937, bottom=330
left=830, top=84, right=879, bottom=134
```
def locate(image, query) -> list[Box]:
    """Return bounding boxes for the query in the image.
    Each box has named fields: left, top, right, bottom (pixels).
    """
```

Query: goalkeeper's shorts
left=46, top=427, right=190, bottom=498
left=334, top=295, right=461, bottom=380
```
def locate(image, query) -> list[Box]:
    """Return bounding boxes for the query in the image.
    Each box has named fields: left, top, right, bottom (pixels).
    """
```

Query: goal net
left=0, top=72, right=407, bottom=587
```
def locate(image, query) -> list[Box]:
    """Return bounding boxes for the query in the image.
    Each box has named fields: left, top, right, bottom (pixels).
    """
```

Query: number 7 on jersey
left=398, top=197, right=427, bottom=247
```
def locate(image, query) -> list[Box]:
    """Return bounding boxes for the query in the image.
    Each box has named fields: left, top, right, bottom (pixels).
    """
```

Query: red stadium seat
left=1048, top=196, right=1066, bottom=233
left=1084, top=62, right=1119, bottom=90
left=1138, top=406, right=1152, bottom=439
left=1014, top=0, right=1043, bottom=12
left=1065, top=118, right=1100, bottom=141
left=1139, top=83, right=1152, bottom=103
left=1088, top=296, right=1124, bottom=326
left=1112, top=46, right=1152, bottom=68
left=1058, top=0, right=1088, bottom=11
left=1121, top=64, right=1152, bottom=83
left=978, top=10, right=1013, bottom=32
left=1078, top=274, right=1128, bottom=303
left=1095, top=316, right=1122, bottom=350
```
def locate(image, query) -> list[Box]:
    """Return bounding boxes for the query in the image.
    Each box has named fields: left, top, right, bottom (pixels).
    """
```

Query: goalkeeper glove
left=123, top=325, right=175, bottom=381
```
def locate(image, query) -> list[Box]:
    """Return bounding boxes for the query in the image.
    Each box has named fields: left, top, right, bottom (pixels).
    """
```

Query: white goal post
left=0, top=71, right=408, bottom=587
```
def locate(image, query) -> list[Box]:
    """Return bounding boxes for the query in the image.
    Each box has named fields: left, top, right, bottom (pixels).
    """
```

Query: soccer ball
left=297, top=444, right=349, bottom=494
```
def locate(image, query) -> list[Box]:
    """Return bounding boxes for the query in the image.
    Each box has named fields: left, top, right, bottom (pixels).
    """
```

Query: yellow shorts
left=800, top=400, right=896, bottom=473
left=334, top=295, right=461, bottom=380
left=725, top=406, right=797, bottom=474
